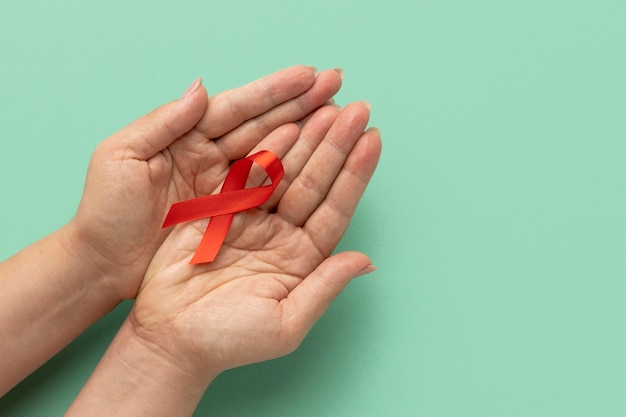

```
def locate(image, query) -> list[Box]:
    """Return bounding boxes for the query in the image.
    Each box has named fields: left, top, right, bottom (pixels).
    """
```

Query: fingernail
left=360, top=100, right=372, bottom=111
left=332, top=68, right=344, bottom=80
left=306, top=65, right=319, bottom=77
left=181, top=77, right=202, bottom=99
left=356, top=264, right=377, bottom=278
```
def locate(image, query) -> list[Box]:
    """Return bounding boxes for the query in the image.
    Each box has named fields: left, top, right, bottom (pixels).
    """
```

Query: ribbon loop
left=162, top=150, right=284, bottom=264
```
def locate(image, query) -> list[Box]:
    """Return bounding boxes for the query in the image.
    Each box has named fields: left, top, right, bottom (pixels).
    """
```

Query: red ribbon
left=162, top=150, right=284, bottom=264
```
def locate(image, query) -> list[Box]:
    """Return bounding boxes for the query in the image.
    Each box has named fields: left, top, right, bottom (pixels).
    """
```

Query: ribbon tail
left=190, top=213, right=234, bottom=264
left=161, top=150, right=285, bottom=265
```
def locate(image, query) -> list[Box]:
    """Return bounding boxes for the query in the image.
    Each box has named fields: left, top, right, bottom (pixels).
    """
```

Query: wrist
left=121, top=317, right=219, bottom=388
left=125, top=311, right=222, bottom=386
left=66, top=317, right=218, bottom=417
left=61, top=218, right=130, bottom=301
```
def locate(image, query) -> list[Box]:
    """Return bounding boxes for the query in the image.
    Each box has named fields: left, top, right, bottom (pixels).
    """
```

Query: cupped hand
left=70, top=66, right=342, bottom=299
left=129, top=102, right=382, bottom=381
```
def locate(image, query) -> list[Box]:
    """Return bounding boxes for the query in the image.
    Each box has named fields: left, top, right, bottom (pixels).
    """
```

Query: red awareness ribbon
left=162, top=150, right=284, bottom=264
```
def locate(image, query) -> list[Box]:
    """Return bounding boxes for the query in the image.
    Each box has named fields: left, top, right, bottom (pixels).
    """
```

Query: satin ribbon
left=162, top=150, right=284, bottom=264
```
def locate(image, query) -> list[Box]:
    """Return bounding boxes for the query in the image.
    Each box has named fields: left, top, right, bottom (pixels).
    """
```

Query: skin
left=0, top=65, right=344, bottom=395
left=74, top=66, right=344, bottom=300
left=65, top=101, right=382, bottom=416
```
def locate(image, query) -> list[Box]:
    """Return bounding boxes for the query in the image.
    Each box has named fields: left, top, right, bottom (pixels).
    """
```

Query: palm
left=132, top=102, right=381, bottom=376
left=136, top=208, right=321, bottom=370
left=74, top=67, right=342, bottom=299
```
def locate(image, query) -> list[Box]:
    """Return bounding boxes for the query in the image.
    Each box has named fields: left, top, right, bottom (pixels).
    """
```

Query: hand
left=129, top=102, right=382, bottom=381
left=68, top=66, right=342, bottom=299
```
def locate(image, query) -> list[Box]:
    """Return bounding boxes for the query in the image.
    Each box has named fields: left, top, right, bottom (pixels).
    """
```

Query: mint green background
left=1, top=0, right=626, bottom=416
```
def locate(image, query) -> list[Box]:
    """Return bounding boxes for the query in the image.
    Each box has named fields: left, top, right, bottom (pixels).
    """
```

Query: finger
left=261, top=105, right=340, bottom=211
left=104, top=79, right=208, bottom=161
left=276, top=102, right=371, bottom=226
left=281, top=251, right=374, bottom=346
left=243, top=123, right=302, bottom=188
left=303, top=127, right=382, bottom=256
left=214, top=69, right=343, bottom=160
left=205, top=123, right=301, bottom=197
left=299, top=101, right=341, bottom=127
left=186, top=123, right=302, bottom=254
left=195, top=65, right=318, bottom=140
left=162, top=68, right=340, bottom=200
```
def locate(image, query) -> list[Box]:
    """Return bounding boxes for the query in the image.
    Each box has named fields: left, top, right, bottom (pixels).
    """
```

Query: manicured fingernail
left=332, top=68, right=344, bottom=80
left=356, top=265, right=377, bottom=278
left=181, top=77, right=202, bottom=99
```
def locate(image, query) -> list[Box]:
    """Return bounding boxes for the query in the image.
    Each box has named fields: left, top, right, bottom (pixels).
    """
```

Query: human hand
left=128, top=101, right=381, bottom=382
left=68, top=66, right=342, bottom=300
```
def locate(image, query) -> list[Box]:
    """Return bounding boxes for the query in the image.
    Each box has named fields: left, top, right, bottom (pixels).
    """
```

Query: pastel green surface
left=1, top=0, right=625, bottom=416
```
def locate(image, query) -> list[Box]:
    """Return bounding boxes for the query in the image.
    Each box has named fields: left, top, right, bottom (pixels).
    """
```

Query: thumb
left=284, top=251, right=376, bottom=342
left=106, top=78, right=208, bottom=160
